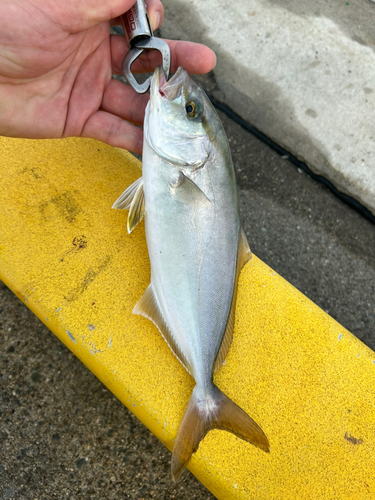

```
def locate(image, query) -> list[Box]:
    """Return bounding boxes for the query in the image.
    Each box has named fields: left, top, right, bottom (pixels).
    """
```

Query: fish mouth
left=152, top=66, right=187, bottom=101
left=154, top=66, right=167, bottom=91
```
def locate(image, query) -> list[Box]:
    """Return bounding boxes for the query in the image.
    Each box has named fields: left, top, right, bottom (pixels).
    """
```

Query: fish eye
left=185, top=100, right=200, bottom=118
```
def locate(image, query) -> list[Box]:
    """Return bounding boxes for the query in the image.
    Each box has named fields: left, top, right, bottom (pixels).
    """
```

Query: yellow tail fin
left=171, top=383, right=269, bottom=481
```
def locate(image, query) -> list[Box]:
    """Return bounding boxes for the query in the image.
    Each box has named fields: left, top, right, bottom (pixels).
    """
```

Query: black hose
left=208, top=94, right=375, bottom=226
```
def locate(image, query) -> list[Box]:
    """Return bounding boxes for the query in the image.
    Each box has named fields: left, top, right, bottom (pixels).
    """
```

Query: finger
left=101, top=79, right=149, bottom=125
left=58, top=0, right=163, bottom=32
left=144, top=0, right=164, bottom=31
left=166, top=39, right=217, bottom=75
left=111, top=36, right=217, bottom=75
left=81, top=110, right=143, bottom=154
left=110, top=0, right=164, bottom=30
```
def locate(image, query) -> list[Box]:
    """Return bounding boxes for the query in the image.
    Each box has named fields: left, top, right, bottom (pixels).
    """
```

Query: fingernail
left=150, top=11, right=160, bottom=30
left=212, top=50, right=217, bottom=69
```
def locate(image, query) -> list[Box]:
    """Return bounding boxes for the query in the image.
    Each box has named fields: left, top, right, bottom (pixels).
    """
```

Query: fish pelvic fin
left=112, top=177, right=145, bottom=233
left=112, top=177, right=142, bottom=210
left=171, top=383, right=269, bottom=482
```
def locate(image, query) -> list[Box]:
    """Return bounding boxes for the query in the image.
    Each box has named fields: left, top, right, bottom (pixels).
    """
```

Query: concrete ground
left=160, top=0, right=375, bottom=216
left=1, top=2, right=375, bottom=498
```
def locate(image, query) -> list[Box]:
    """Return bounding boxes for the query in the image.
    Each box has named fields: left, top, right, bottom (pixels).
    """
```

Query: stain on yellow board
left=1, top=136, right=375, bottom=499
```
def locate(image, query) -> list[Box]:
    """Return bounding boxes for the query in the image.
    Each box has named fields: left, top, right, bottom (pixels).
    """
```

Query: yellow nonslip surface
left=1, top=136, right=375, bottom=499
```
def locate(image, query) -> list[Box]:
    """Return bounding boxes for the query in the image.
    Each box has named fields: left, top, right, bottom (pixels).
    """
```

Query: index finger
left=110, top=35, right=217, bottom=75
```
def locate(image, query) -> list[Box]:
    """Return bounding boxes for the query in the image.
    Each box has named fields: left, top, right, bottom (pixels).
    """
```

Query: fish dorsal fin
left=169, top=172, right=211, bottom=208
left=213, top=228, right=252, bottom=372
left=238, top=226, right=252, bottom=267
left=133, top=285, right=192, bottom=375
left=112, top=177, right=143, bottom=210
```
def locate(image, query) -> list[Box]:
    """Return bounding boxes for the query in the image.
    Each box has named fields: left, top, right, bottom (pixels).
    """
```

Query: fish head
left=144, top=66, right=221, bottom=169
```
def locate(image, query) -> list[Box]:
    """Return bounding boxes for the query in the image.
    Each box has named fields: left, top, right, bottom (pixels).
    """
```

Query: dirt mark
left=344, top=432, right=363, bottom=445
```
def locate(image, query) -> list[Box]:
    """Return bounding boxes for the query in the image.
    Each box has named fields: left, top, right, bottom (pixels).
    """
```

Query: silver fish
left=113, top=66, right=269, bottom=480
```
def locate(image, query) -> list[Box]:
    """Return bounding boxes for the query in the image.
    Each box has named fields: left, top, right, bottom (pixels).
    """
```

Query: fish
left=113, top=66, right=269, bottom=481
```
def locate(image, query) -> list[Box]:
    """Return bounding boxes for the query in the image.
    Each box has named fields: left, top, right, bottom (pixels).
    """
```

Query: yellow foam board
left=0, top=136, right=374, bottom=499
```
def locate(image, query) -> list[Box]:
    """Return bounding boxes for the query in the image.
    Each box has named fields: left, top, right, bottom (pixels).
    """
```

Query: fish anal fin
left=169, top=172, right=211, bottom=208
left=171, top=383, right=269, bottom=482
left=213, top=227, right=251, bottom=372
left=133, top=285, right=191, bottom=374
left=127, top=180, right=145, bottom=233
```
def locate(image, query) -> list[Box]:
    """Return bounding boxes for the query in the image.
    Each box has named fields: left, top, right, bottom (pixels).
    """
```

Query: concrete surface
left=1, top=108, right=375, bottom=499
left=159, top=0, right=375, bottom=215
left=0, top=281, right=213, bottom=500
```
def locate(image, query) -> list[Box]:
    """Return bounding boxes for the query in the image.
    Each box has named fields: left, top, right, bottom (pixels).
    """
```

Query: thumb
left=59, top=0, right=163, bottom=32
left=111, top=0, right=163, bottom=32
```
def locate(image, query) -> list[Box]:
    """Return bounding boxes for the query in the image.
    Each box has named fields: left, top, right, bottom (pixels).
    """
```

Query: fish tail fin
left=171, top=383, right=269, bottom=481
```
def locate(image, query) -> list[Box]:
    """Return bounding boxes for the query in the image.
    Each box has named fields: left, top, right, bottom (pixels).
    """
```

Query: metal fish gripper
left=120, top=0, right=171, bottom=94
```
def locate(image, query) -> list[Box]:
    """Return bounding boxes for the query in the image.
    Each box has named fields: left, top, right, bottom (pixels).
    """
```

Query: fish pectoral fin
left=112, top=176, right=143, bottom=210
left=171, top=383, right=269, bottom=482
left=213, top=227, right=251, bottom=372
left=169, top=172, right=211, bottom=208
left=133, top=285, right=192, bottom=374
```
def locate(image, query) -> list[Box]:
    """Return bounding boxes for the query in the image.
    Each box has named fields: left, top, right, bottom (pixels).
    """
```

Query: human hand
left=0, top=0, right=216, bottom=154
